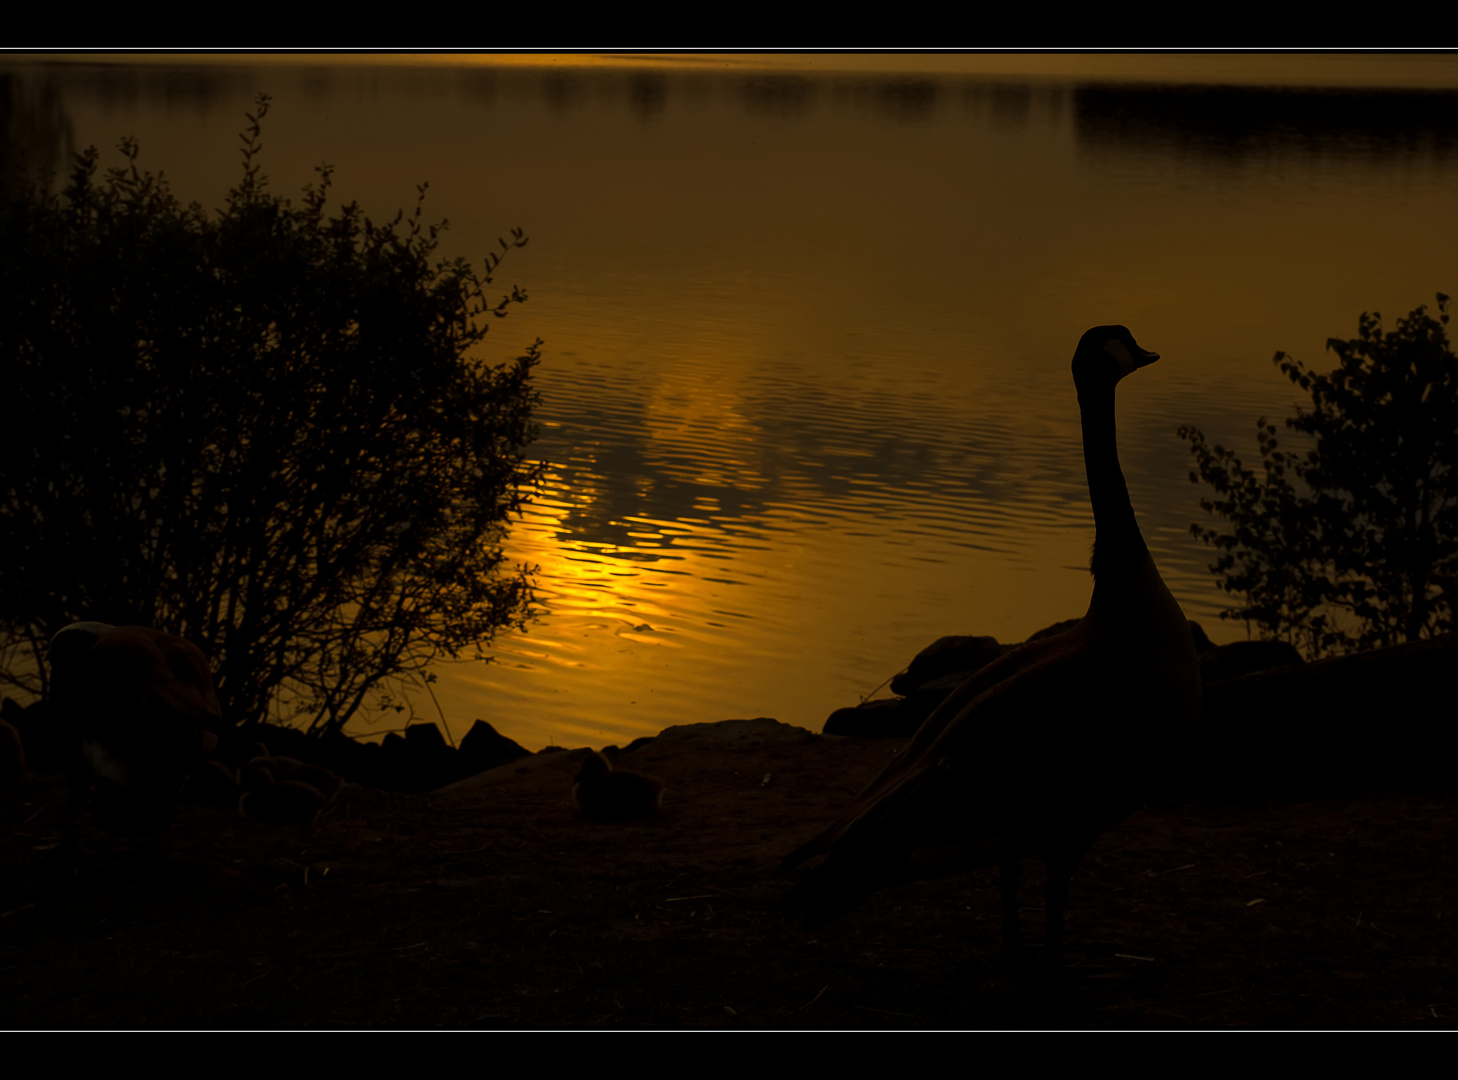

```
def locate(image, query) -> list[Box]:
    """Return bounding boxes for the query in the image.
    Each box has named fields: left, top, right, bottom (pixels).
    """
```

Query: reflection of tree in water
left=628, top=74, right=667, bottom=120
left=0, top=62, right=240, bottom=191
left=743, top=76, right=815, bottom=118
left=0, top=73, right=74, bottom=192
left=1076, top=83, right=1458, bottom=164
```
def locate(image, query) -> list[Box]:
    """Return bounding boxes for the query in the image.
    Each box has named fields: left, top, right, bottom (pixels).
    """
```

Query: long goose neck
left=1079, top=382, right=1148, bottom=580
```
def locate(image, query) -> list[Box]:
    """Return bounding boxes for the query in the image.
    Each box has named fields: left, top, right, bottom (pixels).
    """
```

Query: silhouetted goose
left=238, top=773, right=328, bottom=827
left=780, top=325, right=1202, bottom=967
left=572, top=751, right=664, bottom=821
left=179, top=759, right=243, bottom=809
left=236, top=750, right=342, bottom=824
left=48, top=622, right=223, bottom=842
left=237, top=754, right=278, bottom=793
left=273, top=759, right=345, bottom=802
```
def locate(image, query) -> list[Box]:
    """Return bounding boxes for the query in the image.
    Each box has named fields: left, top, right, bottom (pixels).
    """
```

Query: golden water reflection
left=7, top=55, right=1458, bottom=750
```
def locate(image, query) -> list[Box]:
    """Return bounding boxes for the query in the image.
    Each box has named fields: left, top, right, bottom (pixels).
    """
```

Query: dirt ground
left=3, top=718, right=1455, bottom=1029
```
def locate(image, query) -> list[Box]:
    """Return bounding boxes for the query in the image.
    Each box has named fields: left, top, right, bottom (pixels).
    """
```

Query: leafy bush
left=0, top=95, right=542, bottom=733
left=1180, top=296, right=1458, bottom=657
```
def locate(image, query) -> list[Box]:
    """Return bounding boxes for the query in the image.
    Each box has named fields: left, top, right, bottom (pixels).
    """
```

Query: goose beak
left=1101, top=334, right=1158, bottom=378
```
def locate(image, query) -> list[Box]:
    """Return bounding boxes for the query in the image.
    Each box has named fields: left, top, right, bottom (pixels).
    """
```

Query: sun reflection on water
left=8, top=55, right=1458, bottom=751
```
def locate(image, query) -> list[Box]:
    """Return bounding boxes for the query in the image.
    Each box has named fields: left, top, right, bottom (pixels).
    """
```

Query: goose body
left=48, top=622, right=223, bottom=840
left=238, top=776, right=328, bottom=827
left=236, top=748, right=342, bottom=825
left=780, top=326, right=1201, bottom=964
left=572, top=750, right=664, bottom=821
left=179, top=758, right=243, bottom=809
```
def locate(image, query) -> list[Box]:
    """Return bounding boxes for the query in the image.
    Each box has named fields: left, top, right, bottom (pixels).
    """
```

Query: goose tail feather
left=775, top=830, right=835, bottom=877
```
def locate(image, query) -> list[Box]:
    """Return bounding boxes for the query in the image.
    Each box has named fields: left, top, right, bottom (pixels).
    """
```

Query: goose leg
left=998, top=853, right=1025, bottom=964
left=1044, top=836, right=1094, bottom=972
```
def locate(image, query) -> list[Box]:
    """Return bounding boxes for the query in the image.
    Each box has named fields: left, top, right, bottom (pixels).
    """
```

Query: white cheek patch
left=84, top=740, right=137, bottom=787
left=1103, top=337, right=1136, bottom=376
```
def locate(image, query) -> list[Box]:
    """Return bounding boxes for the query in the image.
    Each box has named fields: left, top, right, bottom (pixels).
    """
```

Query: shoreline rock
left=817, top=620, right=1458, bottom=797
left=9, top=623, right=1447, bottom=803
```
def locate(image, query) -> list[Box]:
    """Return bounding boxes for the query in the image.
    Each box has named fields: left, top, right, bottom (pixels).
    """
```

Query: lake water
left=6, top=53, right=1458, bottom=750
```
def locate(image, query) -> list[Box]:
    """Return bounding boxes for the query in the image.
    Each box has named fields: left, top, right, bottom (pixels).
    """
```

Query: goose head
left=1071, top=325, right=1159, bottom=397
left=574, top=750, right=611, bottom=785
left=48, top=622, right=116, bottom=675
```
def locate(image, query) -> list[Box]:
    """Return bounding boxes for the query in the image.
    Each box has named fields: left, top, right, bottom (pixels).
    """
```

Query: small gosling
left=572, top=750, right=664, bottom=821
left=236, top=751, right=342, bottom=827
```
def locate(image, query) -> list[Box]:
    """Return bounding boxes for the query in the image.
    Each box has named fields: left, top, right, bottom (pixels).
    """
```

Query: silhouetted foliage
left=1180, top=296, right=1458, bottom=657
left=0, top=95, right=542, bottom=734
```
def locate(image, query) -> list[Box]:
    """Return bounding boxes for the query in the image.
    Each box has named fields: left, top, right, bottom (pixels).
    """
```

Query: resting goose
left=238, top=773, right=329, bottom=828
left=572, top=750, right=664, bottom=821
left=236, top=748, right=342, bottom=826
left=48, top=622, right=224, bottom=842
left=780, top=325, right=1202, bottom=967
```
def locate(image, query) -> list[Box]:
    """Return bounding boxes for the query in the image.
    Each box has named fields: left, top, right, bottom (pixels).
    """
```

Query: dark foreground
left=3, top=719, right=1454, bottom=1029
